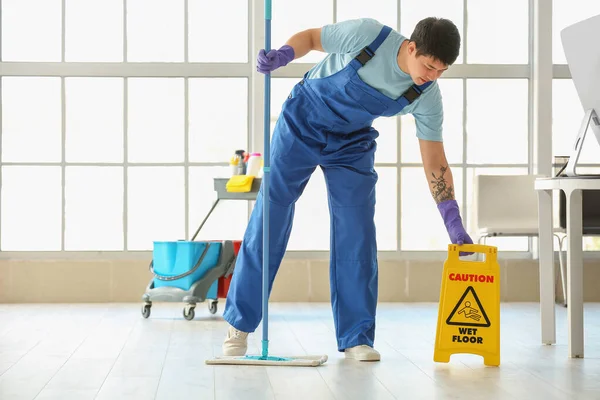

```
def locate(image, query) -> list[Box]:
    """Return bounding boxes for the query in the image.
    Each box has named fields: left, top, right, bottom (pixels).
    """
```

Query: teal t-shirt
left=306, top=18, right=444, bottom=142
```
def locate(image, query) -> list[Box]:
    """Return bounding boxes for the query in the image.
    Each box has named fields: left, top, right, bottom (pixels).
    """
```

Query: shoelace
left=231, top=329, right=245, bottom=339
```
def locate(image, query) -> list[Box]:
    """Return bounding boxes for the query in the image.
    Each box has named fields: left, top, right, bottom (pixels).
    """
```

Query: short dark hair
left=409, top=17, right=461, bottom=66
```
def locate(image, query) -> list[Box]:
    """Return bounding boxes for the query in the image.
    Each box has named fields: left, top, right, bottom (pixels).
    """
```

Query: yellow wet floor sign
left=434, top=244, right=500, bottom=366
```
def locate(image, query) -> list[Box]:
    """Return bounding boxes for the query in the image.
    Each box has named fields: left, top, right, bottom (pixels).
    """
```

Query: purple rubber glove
left=257, top=45, right=295, bottom=74
left=438, top=199, right=474, bottom=256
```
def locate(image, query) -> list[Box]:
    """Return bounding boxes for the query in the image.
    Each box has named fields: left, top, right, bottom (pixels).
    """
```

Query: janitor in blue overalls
left=222, top=17, right=473, bottom=361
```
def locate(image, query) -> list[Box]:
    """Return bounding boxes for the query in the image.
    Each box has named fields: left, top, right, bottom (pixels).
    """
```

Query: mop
left=205, top=0, right=327, bottom=367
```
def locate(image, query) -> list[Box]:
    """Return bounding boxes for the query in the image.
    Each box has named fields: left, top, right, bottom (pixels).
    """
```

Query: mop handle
left=262, top=0, right=272, bottom=358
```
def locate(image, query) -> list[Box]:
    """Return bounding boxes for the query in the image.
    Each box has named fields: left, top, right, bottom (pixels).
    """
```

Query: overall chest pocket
left=343, top=80, right=389, bottom=117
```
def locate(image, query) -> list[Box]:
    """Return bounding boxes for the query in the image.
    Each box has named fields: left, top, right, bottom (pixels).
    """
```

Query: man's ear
left=407, top=41, right=417, bottom=56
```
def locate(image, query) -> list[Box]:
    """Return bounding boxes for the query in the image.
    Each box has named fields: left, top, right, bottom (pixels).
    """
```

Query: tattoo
left=430, top=165, right=455, bottom=203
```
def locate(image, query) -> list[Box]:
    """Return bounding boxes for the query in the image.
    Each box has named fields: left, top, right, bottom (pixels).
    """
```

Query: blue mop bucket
left=151, top=240, right=222, bottom=291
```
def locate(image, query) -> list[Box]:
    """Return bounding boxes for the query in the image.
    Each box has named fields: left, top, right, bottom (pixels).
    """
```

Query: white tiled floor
left=1, top=302, right=599, bottom=400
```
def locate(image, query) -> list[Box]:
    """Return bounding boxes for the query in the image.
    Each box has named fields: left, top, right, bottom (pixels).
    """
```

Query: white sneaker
left=344, top=345, right=381, bottom=361
left=222, top=325, right=248, bottom=356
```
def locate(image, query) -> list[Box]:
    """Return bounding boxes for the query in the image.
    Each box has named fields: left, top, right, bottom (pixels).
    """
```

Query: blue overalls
left=223, top=25, right=432, bottom=352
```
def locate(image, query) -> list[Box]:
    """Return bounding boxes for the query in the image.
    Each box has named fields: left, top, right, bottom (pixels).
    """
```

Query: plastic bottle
left=257, top=159, right=264, bottom=178
left=235, top=150, right=246, bottom=175
left=246, top=153, right=263, bottom=176
left=230, top=155, right=241, bottom=176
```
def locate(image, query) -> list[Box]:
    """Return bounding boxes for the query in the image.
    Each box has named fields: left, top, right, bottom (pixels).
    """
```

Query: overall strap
left=350, top=25, right=393, bottom=70
left=398, top=80, right=433, bottom=108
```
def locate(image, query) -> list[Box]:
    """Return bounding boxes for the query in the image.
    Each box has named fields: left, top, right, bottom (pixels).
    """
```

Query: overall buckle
left=355, top=46, right=375, bottom=66
left=403, top=85, right=422, bottom=104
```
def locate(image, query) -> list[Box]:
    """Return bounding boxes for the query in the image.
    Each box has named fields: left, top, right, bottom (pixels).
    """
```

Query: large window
left=1, top=1, right=597, bottom=254
left=1, top=0, right=249, bottom=252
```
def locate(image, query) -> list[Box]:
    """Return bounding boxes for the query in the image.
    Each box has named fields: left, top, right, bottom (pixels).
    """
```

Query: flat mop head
left=205, top=354, right=328, bottom=367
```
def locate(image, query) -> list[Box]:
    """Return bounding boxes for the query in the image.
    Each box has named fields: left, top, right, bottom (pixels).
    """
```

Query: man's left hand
left=438, top=199, right=474, bottom=256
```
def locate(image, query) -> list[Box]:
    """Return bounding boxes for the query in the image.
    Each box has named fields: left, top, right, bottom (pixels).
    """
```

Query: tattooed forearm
left=430, top=165, right=455, bottom=203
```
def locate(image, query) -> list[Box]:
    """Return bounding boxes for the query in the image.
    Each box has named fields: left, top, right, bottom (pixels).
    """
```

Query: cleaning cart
left=141, top=178, right=258, bottom=321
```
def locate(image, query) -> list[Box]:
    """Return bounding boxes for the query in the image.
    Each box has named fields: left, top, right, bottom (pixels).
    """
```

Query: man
left=221, top=17, right=474, bottom=362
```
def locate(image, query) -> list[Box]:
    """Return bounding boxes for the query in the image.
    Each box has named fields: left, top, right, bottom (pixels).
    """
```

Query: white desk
left=535, top=176, right=600, bottom=358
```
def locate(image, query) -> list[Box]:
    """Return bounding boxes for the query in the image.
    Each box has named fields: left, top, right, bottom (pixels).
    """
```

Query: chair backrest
left=471, top=174, right=540, bottom=233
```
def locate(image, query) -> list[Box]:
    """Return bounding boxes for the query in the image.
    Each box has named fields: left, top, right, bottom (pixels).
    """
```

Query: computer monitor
left=560, top=14, right=600, bottom=177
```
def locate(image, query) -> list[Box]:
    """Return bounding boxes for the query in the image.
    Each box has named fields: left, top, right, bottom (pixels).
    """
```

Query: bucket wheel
left=183, top=304, right=196, bottom=321
left=208, top=300, right=218, bottom=315
left=141, top=303, right=151, bottom=319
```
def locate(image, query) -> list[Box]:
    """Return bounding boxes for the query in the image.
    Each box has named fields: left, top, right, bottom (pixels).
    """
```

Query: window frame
left=1, top=0, right=599, bottom=260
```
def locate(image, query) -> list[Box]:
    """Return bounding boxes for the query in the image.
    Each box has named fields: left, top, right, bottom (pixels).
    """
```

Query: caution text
left=448, top=273, right=494, bottom=283
left=452, top=327, right=483, bottom=344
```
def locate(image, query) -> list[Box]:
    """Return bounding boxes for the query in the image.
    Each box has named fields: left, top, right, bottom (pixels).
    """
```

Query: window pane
left=336, top=0, right=397, bottom=30
left=465, top=168, right=529, bottom=251
left=400, top=0, right=464, bottom=64
left=402, top=79, right=463, bottom=163
left=401, top=167, right=463, bottom=250
left=1, top=0, right=61, bottom=61
left=584, top=238, right=600, bottom=251
left=466, top=0, right=528, bottom=64
left=189, top=79, right=248, bottom=162
left=466, top=79, right=528, bottom=164
left=400, top=116, right=419, bottom=164
left=374, top=116, right=397, bottom=164
left=1, top=167, right=61, bottom=251
left=272, top=0, right=333, bottom=64
left=552, top=79, right=599, bottom=164
left=553, top=0, right=600, bottom=64
left=438, top=79, right=464, bottom=163
left=127, top=167, right=185, bottom=250
left=188, top=0, right=248, bottom=62
left=188, top=167, right=247, bottom=241
left=2, top=78, right=61, bottom=162
left=65, top=167, right=123, bottom=250
left=126, top=0, right=184, bottom=62
left=128, top=78, right=184, bottom=163
left=66, top=78, right=124, bottom=163
left=270, top=79, right=299, bottom=137
left=287, top=168, right=330, bottom=251
left=65, top=0, right=123, bottom=61
left=375, top=167, right=397, bottom=250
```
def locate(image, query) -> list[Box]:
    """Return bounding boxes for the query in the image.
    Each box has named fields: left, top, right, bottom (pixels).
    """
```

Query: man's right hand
left=256, top=45, right=295, bottom=74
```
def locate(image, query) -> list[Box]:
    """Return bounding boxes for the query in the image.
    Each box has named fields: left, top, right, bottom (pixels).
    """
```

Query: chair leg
left=558, top=234, right=567, bottom=307
left=476, top=235, right=489, bottom=261
left=553, top=233, right=567, bottom=307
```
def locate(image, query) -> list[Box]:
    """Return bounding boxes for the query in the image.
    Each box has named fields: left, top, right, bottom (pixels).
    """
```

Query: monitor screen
left=561, top=14, right=600, bottom=151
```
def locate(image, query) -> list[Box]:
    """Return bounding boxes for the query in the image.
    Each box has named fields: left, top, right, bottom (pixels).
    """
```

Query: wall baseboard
left=1, top=258, right=598, bottom=303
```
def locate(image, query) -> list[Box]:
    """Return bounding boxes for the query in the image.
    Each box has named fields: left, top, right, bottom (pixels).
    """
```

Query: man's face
left=407, top=42, right=449, bottom=85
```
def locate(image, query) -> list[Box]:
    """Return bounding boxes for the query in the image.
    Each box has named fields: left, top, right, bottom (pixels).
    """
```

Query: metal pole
left=262, top=0, right=272, bottom=359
